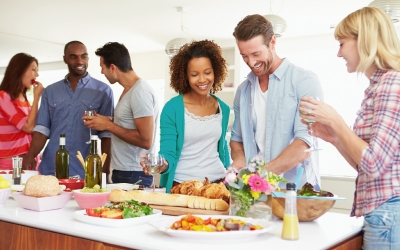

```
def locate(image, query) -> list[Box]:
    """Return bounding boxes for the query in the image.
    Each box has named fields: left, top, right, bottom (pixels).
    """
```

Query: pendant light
left=369, top=0, right=400, bottom=22
left=165, top=7, right=189, bottom=58
left=264, top=0, right=287, bottom=37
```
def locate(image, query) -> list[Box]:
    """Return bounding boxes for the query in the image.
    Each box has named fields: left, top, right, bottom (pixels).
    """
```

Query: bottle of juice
left=281, top=182, right=299, bottom=240
left=84, top=135, right=102, bottom=188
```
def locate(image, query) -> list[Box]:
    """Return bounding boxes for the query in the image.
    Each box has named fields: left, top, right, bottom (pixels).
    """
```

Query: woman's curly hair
left=169, top=40, right=228, bottom=94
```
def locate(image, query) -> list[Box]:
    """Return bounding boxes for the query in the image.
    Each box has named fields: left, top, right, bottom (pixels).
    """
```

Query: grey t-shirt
left=111, top=79, right=159, bottom=171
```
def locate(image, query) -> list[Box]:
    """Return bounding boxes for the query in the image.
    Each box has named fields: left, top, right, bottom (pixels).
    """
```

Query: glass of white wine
left=82, top=110, right=96, bottom=144
left=144, top=154, right=164, bottom=192
left=303, top=97, right=322, bottom=152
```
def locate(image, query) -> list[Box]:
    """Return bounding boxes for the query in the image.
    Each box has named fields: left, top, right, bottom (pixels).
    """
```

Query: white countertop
left=0, top=197, right=363, bottom=250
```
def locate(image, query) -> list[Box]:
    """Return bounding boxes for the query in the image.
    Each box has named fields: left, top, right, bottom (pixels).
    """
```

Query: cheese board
left=150, top=205, right=229, bottom=215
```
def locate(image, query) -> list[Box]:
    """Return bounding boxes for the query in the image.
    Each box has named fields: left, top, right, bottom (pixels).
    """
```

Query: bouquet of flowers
left=225, top=155, right=287, bottom=217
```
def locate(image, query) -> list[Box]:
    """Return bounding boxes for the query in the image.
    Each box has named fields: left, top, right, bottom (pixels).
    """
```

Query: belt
left=172, top=177, right=225, bottom=187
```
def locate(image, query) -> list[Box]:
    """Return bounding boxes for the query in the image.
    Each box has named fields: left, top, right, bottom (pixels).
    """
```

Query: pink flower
left=264, top=181, right=275, bottom=195
left=248, top=175, right=268, bottom=192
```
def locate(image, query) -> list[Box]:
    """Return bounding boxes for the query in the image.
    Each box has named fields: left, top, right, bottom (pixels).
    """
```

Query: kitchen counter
left=0, top=197, right=363, bottom=250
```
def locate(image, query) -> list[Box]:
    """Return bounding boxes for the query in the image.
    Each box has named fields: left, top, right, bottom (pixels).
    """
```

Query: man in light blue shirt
left=230, top=15, right=324, bottom=188
left=24, top=41, right=114, bottom=179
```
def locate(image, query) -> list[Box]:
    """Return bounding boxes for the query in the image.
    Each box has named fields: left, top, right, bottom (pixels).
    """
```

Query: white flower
left=225, top=172, right=237, bottom=183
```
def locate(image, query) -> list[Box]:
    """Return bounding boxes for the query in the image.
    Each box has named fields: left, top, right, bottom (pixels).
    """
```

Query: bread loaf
left=23, top=175, right=61, bottom=197
left=109, top=190, right=229, bottom=211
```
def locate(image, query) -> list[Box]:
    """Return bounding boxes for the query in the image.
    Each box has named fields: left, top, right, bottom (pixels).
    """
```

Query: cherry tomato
left=86, top=208, right=102, bottom=217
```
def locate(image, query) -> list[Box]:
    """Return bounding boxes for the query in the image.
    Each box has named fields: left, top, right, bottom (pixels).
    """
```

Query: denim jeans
left=363, top=196, right=400, bottom=250
left=111, top=170, right=153, bottom=187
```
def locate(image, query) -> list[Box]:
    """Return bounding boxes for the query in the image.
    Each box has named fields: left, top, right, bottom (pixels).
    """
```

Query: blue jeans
left=363, top=196, right=400, bottom=250
left=111, top=170, right=153, bottom=187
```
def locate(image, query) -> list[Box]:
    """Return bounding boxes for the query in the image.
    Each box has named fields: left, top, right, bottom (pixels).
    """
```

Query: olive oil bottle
left=55, top=134, right=69, bottom=179
left=84, top=135, right=102, bottom=188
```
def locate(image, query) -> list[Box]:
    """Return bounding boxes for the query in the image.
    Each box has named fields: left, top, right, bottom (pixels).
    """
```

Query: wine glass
left=144, top=154, right=164, bottom=192
left=303, top=97, right=322, bottom=152
left=82, top=110, right=96, bottom=144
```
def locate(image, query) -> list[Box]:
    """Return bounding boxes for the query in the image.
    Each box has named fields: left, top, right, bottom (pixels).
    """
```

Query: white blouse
left=174, top=107, right=226, bottom=183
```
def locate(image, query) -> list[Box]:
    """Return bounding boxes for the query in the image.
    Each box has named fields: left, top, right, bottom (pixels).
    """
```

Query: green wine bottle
left=84, top=135, right=102, bottom=188
left=55, top=134, right=69, bottom=179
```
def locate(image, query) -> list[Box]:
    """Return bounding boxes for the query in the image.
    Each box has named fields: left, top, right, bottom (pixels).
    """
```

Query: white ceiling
left=0, top=0, right=382, bottom=67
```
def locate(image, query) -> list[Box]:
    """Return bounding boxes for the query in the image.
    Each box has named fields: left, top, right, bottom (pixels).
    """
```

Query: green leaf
left=228, top=182, right=240, bottom=189
left=257, top=194, right=268, bottom=202
left=237, top=179, right=244, bottom=189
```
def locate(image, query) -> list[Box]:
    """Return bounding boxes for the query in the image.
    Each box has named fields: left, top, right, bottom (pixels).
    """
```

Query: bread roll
left=23, top=175, right=61, bottom=197
left=110, top=190, right=229, bottom=211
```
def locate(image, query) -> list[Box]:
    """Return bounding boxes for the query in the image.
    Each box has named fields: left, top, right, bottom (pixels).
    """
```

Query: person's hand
left=299, top=97, right=341, bottom=127
left=139, top=154, right=168, bottom=175
left=32, top=81, right=44, bottom=100
left=300, top=120, right=337, bottom=144
left=230, top=160, right=246, bottom=171
left=83, top=114, right=111, bottom=131
left=22, top=155, right=37, bottom=170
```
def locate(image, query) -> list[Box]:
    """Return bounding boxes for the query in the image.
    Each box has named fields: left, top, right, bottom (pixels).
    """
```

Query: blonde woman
left=299, top=7, right=400, bottom=249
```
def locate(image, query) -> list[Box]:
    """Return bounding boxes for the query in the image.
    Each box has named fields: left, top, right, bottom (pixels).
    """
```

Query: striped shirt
left=0, top=91, right=32, bottom=158
left=351, top=69, right=400, bottom=217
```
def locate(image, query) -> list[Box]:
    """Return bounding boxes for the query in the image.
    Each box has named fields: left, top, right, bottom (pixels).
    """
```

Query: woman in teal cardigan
left=146, top=40, right=231, bottom=193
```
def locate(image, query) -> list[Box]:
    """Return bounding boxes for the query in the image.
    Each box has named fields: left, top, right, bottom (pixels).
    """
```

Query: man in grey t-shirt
left=83, top=42, right=159, bottom=187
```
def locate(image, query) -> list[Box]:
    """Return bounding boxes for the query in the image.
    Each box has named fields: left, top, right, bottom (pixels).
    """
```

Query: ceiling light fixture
left=165, top=7, right=189, bottom=58
left=264, top=0, right=287, bottom=37
left=368, top=0, right=400, bottom=23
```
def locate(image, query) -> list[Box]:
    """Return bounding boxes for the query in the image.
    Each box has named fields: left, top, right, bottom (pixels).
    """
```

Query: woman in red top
left=0, top=53, right=44, bottom=170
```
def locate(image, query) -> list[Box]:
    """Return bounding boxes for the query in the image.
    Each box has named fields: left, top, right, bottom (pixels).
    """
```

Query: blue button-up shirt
left=34, top=73, right=114, bottom=178
left=231, top=58, right=324, bottom=188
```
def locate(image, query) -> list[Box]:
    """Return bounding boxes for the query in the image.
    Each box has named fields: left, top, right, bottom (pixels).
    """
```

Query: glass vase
left=229, top=195, right=272, bottom=220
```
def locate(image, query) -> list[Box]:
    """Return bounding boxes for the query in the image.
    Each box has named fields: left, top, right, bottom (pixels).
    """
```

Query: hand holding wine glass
left=82, top=110, right=96, bottom=144
left=302, top=97, right=322, bottom=152
left=144, top=154, right=164, bottom=192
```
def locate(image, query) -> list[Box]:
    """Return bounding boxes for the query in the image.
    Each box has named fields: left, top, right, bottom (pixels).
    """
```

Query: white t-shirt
left=254, top=77, right=268, bottom=160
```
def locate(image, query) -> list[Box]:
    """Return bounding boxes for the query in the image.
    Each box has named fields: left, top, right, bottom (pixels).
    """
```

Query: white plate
left=74, top=209, right=162, bottom=227
left=148, top=215, right=275, bottom=242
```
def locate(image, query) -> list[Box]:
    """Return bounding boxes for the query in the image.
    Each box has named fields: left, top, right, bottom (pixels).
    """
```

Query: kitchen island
left=0, top=197, right=363, bottom=250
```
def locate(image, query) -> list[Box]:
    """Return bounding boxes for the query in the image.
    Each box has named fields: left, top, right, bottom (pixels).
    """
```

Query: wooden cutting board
left=150, top=205, right=229, bottom=216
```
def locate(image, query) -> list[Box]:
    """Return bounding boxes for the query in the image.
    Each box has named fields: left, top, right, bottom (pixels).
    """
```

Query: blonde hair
left=334, top=7, right=400, bottom=73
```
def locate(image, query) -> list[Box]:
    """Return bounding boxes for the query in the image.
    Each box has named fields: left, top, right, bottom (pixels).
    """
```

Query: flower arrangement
left=225, top=155, right=287, bottom=217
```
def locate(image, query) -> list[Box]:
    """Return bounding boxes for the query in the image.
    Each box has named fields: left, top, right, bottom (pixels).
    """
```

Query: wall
left=0, top=36, right=367, bottom=214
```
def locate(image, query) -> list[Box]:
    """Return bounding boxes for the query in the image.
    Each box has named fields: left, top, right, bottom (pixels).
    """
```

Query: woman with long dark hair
left=0, top=53, right=44, bottom=170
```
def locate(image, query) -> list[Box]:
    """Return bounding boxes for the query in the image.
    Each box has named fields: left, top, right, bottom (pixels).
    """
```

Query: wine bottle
left=84, top=135, right=102, bottom=188
left=55, top=134, right=69, bottom=179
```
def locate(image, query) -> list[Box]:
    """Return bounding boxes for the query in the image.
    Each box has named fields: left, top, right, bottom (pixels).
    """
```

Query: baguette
left=109, top=190, right=229, bottom=211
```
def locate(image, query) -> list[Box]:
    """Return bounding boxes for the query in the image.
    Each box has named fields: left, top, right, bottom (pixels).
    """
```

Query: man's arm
left=265, top=139, right=311, bottom=175
left=100, top=137, right=112, bottom=183
left=230, top=140, right=247, bottom=170
left=23, top=132, right=48, bottom=170
left=85, top=114, right=154, bottom=150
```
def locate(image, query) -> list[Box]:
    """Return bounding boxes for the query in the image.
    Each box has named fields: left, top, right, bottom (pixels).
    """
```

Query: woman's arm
left=21, top=82, right=44, bottom=133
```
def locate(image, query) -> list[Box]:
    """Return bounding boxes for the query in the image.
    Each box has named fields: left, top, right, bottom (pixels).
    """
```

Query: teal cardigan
left=159, top=94, right=231, bottom=193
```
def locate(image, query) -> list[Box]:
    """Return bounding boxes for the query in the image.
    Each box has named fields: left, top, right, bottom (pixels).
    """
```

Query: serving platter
left=74, top=209, right=162, bottom=227
left=148, top=215, right=275, bottom=241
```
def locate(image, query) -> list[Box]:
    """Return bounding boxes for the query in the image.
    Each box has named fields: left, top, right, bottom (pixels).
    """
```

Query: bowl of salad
left=272, top=183, right=337, bottom=222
